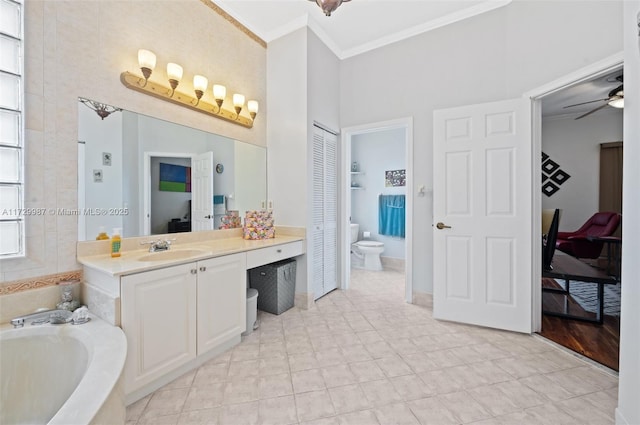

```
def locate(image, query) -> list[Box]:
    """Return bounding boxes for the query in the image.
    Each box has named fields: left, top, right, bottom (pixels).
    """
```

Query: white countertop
left=77, top=236, right=304, bottom=277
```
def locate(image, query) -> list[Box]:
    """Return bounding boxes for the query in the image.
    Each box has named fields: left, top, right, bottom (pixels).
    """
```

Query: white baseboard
left=412, top=292, right=433, bottom=308
left=294, top=292, right=314, bottom=310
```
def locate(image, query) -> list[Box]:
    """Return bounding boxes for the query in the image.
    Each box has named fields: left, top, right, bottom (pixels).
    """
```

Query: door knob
left=436, top=222, right=452, bottom=230
left=204, top=215, right=213, bottom=219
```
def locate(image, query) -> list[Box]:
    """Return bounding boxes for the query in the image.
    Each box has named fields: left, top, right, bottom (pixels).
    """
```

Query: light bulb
left=247, top=100, right=259, bottom=119
left=233, top=94, right=245, bottom=108
left=138, top=49, right=156, bottom=70
left=138, top=49, right=156, bottom=82
left=193, top=75, right=208, bottom=92
left=212, top=85, right=226, bottom=110
left=233, top=94, right=245, bottom=117
left=166, top=63, right=183, bottom=82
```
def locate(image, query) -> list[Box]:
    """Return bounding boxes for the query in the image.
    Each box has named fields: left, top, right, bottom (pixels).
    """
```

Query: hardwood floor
left=539, top=278, right=620, bottom=371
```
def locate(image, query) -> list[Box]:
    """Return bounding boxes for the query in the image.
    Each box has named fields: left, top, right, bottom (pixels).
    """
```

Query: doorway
left=340, top=118, right=413, bottom=303
left=143, top=152, right=193, bottom=236
left=528, top=55, right=623, bottom=370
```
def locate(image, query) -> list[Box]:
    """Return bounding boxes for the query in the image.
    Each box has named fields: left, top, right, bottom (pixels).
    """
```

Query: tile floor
left=126, top=267, right=618, bottom=425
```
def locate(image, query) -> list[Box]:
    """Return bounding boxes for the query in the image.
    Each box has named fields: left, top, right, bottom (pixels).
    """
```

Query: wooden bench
left=542, top=251, right=618, bottom=324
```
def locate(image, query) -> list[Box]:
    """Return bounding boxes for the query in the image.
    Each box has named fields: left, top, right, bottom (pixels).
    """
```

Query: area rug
left=555, top=279, right=621, bottom=316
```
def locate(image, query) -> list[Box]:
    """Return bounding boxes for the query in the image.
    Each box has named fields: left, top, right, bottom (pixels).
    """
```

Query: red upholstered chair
left=555, top=212, right=621, bottom=259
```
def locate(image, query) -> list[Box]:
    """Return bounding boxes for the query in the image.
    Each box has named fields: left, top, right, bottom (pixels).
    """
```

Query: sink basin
left=137, top=249, right=208, bottom=262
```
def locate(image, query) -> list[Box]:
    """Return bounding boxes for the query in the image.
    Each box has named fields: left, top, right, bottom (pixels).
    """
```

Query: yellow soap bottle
left=96, top=226, right=109, bottom=240
left=111, top=228, right=122, bottom=258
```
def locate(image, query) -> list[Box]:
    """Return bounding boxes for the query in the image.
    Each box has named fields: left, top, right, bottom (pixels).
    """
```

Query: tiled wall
left=0, top=0, right=266, bottom=285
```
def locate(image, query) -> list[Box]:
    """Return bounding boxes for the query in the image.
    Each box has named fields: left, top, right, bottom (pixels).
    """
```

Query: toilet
left=350, top=223, right=385, bottom=271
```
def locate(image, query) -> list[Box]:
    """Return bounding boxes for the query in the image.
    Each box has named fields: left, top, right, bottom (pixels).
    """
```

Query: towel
left=378, top=194, right=405, bottom=238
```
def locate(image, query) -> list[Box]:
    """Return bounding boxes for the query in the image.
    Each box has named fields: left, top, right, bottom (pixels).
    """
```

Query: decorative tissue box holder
left=243, top=210, right=275, bottom=239
left=219, top=210, right=241, bottom=229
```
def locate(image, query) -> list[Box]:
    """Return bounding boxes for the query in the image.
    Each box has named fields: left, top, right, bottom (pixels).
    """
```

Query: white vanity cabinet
left=79, top=235, right=306, bottom=404
left=120, top=252, right=246, bottom=398
left=121, top=263, right=197, bottom=393
left=196, top=253, right=246, bottom=355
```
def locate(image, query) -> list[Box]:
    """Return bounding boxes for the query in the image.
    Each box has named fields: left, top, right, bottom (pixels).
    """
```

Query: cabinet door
left=121, top=263, right=197, bottom=393
left=197, top=253, right=247, bottom=355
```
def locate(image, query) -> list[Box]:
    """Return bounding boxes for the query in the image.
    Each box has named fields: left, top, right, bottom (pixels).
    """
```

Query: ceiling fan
left=309, top=0, right=351, bottom=16
left=563, top=75, right=624, bottom=120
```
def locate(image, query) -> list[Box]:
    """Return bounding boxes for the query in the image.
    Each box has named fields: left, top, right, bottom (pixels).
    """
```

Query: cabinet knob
left=199, top=266, right=207, bottom=272
left=277, top=249, right=282, bottom=253
left=191, top=269, right=197, bottom=274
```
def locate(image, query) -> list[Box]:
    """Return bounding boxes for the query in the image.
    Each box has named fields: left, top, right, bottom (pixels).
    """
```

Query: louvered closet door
left=323, top=132, right=338, bottom=295
left=312, top=126, right=338, bottom=300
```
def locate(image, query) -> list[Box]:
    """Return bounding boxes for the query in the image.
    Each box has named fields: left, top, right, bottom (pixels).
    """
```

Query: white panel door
left=312, top=126, right=338, bottom=300
left=197, top=253, right=247, bottom=355
left=433, top=98, right=532, bottom=333
left=192, top=152, right=214, bottom=231
left=121, top=263, right=197, bottom=393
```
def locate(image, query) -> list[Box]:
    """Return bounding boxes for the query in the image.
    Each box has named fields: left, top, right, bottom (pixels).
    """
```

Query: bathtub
left=0, top=313, right=127, bottom=425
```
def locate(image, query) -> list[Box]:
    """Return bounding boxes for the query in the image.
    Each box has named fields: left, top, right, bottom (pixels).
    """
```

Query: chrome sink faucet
left=140, top=238, right=176, bottom=252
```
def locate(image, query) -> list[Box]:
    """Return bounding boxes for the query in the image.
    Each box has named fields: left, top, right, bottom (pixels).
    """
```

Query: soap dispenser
left=96, top=226, right=109, bottom=240
left=111, top=228, right=122, bottom=258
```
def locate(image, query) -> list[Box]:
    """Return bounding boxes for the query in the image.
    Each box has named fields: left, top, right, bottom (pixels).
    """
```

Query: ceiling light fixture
left=120, top=49, right=258, bottom=128
left=79, top=97, right=122, bottom=120
left=308, top=0, right=351, bottom=16
left=607, top=86, right=624, bottom=108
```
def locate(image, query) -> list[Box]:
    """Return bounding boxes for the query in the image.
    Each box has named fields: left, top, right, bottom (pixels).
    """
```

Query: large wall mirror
left=77, top=98, right=266, bottom=241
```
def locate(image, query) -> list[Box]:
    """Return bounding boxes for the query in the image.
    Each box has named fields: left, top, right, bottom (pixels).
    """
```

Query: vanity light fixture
left=138, top=49, right=156, bottom=87
left=247, top=100, right=259, bottom=120
left=120, top=50, right=257, bottom=128
left=213, top=84, right=226, bottom=112
left=79, top=97, right=122, bottom=120
left=166, top=63, right=183, bottom=97
left=193, top=75, right=208, bottom=106
left=233, top=94, right=245, bottom=119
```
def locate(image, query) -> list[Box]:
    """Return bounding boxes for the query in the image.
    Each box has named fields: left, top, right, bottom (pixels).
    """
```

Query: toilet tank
left=350, top=224, right=359, bottom=243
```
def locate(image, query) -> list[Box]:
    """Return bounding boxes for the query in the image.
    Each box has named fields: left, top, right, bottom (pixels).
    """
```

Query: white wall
left=617, top=2, right=640, bottom=423
left=122, top=112, right=140, bottom=237
left=77, top=105, right=123, bottom=240
left=3, top=0, right=266, bottom=283
left=541, top=109, right=623, bottom=232
left=234, top=140, right=267, bottom=215
left=150, top=157, right=191, bottom=234
left=352, top=128, right=406, bottom=259
left=267, top=27, right=341, bottom=298
left=267, top=28, right=309, bottom=295
left=340, top=0, right=623, bottom=295
left=307, top=29, right=342, bottom=295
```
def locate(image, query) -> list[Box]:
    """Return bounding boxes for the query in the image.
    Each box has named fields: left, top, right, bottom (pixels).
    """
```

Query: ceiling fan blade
left=574, top=102, right=610, bottom=120
left=563, top=98, right=609, bottom=109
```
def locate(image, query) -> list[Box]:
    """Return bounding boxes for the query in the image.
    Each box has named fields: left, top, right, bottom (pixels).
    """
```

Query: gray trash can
left=242, top=288, right=259, bottom=336
left=249, top=259, right=296, bottom=315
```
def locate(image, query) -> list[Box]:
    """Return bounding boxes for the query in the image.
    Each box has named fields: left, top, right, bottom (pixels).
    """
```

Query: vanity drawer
left=246, top=241, right=304, bottom=269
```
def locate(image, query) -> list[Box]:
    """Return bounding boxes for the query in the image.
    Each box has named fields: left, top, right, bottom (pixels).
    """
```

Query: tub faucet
left=10, top=309, right=72, bottom=328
